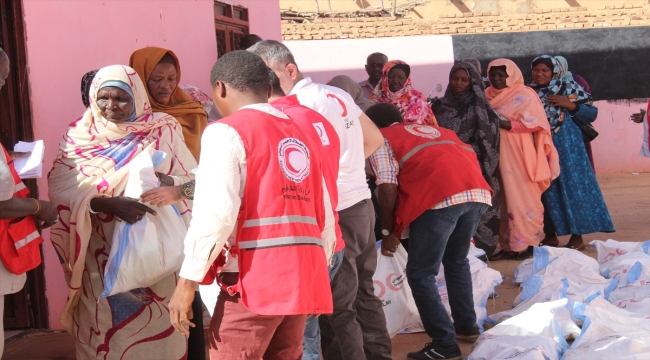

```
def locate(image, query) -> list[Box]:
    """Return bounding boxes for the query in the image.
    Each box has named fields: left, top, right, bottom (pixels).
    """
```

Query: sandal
left=487, top=251, right=517, bottom=261
left=565, top=244, right=586, bottom=251
left=540, top=235, right=560, bottom=247
left=515, top=247, right=534, bottom=260
left=565, top=235, right=585, bottom=251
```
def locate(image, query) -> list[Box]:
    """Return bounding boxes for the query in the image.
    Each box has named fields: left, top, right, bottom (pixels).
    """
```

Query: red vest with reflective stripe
left=0, top=145, right=43, bottom=275
left=271, top=95, right=345, bottom=252
left=219, top=108, right=332, bottom=315
left=379, top=124, right=492, bottom=237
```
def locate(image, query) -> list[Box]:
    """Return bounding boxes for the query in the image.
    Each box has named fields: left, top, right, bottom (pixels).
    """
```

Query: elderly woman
left=370, top=60, right=437, bottom=125
left=529, top=55, right=614, bottom=250
left=327, top=75, right=375, bottom=112
left=48, top=65, right=197, bottom=359
left=485, top=59, right=560, bottom=260
left=431, top=62, right=501, bottom=255
left=129, top=47, right=208, bottom=161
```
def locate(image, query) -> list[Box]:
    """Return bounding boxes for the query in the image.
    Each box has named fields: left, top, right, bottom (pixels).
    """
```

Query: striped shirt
left=369, top=138, right=492, bottom=209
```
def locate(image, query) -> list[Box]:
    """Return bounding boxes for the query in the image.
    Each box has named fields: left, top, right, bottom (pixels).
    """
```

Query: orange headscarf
left=485, top=58, right=559, bottom=191
left=129, top=47, right=207, bottom=161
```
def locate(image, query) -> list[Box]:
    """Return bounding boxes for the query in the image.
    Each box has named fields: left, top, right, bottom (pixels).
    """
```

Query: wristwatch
left=181, top=182, right=195, bottom=200
left=381, top=229, right=391, bottom=236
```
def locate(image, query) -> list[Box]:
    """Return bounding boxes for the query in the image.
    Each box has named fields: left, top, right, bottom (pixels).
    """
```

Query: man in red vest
left=267, top=69, right=345, bottom=358
left=369, top=122, right=493, bottom=360
left=169, top=50, right=334, bottom=359
left=0, top=47, right=58, bottom=357
left=250, top=40, right=391, bottom=360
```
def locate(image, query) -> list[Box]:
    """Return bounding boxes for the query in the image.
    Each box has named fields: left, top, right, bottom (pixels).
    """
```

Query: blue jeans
left=302, top=249, right=344, bottom=360
left=406, top=202, right=488, bottom=346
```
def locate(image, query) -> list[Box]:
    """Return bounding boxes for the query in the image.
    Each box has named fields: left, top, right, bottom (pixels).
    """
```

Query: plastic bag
left=565, top=297, right=650, bottom=359
left=484, top=298, right=570, bottom=354
left=468, top=334, right=562, bottom=360
left=513, top=258, right=534, bottom=283
left=533, top=246, right=599, bottom=275
left=373, top=241, right=421, bottom=337
left=102, top=149, right=187, bottom=297
left=590, top=239, right=650, bottom=270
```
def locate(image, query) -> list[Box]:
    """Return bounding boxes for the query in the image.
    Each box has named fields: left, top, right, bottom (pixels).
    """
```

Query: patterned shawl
left=432, top=62, right=500, bottom=184
left=529, top=55, right=592, bottom=132
left=486, top=58, right=560, bottom=190
left=370, top=60, right=437, bottom=125
left=129, top=47, right=207, bottom=161
left=48, top=65, right=197, bottom=333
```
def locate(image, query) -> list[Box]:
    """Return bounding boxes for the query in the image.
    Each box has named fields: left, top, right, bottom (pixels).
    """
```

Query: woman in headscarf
left=327, top=75, right=375, bottom=112
left=370, top=60, right=437, bottom=125
left=48, top=65, right=197, bottom=359
left=431, top=62, right=501, bottom=255
left=530, top=55, right=614, bottom=250
left=555, top=55, right=596, bottom=172
left=129, top=47, right=208, bottom=161
left=485, top=59, right=560, bottom=259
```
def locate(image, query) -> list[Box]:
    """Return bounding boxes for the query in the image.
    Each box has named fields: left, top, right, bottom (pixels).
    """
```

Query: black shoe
left=454, top=323, right=480, bottom=342
left=406, top=342, right=462, bottom=360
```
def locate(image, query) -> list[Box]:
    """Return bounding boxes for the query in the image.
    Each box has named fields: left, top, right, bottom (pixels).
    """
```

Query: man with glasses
left=358, top=53, right=388, bottom=99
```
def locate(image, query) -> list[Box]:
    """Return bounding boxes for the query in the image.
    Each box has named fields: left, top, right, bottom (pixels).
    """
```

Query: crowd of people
left=0, top=31, right=646, bottom=360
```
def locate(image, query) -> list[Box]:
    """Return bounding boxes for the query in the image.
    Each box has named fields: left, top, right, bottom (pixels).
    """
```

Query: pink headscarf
left=370, top=60, right=437, bottom=125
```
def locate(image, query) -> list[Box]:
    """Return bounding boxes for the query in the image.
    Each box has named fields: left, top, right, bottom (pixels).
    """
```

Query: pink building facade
left=21, top=0, right=280, bottom=330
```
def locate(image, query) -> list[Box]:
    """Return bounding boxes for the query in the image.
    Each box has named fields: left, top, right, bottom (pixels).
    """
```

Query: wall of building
left=281, top=0, right=648, bottom=18
left=21, top=0, right=280, bottom=330
left=281, top=4, right=650, bottom=40
left=285, top=35, right=650, bottom=174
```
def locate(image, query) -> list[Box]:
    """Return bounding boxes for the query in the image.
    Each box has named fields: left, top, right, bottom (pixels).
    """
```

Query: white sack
left=468, top=334, right=562, bottom=360
left=513, top=258, right=534, bottom=283
left=373, top=242, right=421, bottom=337
left=103, top=149, right=187, bottom=297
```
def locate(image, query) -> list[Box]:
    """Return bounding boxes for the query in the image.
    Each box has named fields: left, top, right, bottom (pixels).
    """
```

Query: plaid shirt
left=369, top=138, right=492, bottom=209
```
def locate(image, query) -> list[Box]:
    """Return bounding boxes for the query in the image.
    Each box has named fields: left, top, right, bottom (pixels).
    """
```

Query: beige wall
left=281, top=0, right=648, bottom=18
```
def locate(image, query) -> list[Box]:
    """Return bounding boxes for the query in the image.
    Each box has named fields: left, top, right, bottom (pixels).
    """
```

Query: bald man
left=359, top=52, right=388, bottom=99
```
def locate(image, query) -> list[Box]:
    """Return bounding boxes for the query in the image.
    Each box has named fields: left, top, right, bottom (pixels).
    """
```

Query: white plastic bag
left=373, top=241, right=420, bottom=337
left=468, top=334, right=562, bottom=360
left=590, top=239, right=650, bottom=269
left=513, top=258, right=534, bottom=283
left=533, top=246, right=600, bottom=275
left=565, top=297, right=650, bottom=359
left=102, top=149, right=187, bottom=297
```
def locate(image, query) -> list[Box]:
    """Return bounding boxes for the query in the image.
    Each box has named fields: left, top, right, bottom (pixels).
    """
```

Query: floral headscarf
left=529, top=55, right=592, bottom=132
left=370, top=60, right=436, bottom=125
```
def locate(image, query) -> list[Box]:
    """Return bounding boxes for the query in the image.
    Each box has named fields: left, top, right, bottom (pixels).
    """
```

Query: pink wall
left=220, top=0, right=282, bottom=41
left=591, top=100, right=650, bottom=174
left=285, top=37, right=650, bottom=174
left=21, top=0, right=280, bottom=330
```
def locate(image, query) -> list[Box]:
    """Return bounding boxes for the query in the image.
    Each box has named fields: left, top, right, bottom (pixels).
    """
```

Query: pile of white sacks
left=468, top=239, right=650, bottom=360
left=373, top=241, right=502, bottom=337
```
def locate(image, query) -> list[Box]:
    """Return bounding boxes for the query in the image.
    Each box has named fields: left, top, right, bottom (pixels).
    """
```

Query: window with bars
left=214, top=1, right=250, bottom=58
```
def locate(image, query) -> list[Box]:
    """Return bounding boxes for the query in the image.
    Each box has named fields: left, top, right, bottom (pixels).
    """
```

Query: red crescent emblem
left=373, top=280, right=386, bottom=298
left=386, top=273, right=403, bottom=291
left=327, top=94, right=348, bottom=117
left=284, top=148, right=301, bottom=173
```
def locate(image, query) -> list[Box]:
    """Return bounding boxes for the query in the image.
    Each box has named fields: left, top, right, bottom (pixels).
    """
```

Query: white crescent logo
left=278, top=138, right=310, bottom=183
left=405, top=124, right=441, bottom=139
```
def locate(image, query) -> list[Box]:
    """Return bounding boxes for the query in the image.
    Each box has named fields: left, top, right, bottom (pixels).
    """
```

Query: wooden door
left=214, top=1, right=249, bottom=58
left=0, top=0, right=48, bottom=330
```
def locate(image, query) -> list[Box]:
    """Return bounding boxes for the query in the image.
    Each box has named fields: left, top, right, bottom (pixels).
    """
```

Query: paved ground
left=3, top=173, right=648, bottom=360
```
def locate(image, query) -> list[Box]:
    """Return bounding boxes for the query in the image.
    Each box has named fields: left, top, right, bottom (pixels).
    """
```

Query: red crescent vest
left=208, top=108, right=332, bottom=315
left=271, top=95, right=344, bottom=252
left=379, top=124, right=492, bottom=237
left=0, top=145, right=43, bottom=275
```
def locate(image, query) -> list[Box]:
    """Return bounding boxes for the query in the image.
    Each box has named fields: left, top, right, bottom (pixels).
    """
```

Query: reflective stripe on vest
left=14, top=182, right=26, bottom=192
left=399, top=140, right=475, bottom=168
left=14, top=230, right=40, bottom=250
left=239, top=236, right=323, bottom=250
left=242, top=215, right=318, bottom=228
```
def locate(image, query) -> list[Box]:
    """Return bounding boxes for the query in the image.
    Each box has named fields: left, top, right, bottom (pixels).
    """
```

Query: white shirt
left=179, top=103, right=335, bottom=281
left=0, top=147, right=27, bottom=295
left=289, top=77, right=371, bottom=211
